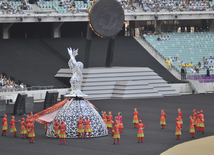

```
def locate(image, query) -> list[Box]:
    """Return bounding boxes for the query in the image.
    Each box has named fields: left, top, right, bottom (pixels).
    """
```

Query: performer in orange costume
left=189, top=116, right=195, bottom=138
left=102, top=111, right=108, bottom=127
left=199, top=110, right=204, bottom=134
left=112, top=120, right=121, bottom=145
left=137, top=120, right=145, bottom=143
left=25, top=115, right=30, bottom=137
left=10, top=116, right=20, bottom=137
left=84, top=117, right=92, bottom=138
left=175, top=118, right=181, bottom=140
left=29, top=111, right=33, bottom=122
left=77, top=116, right=84, bottom=138
left=178, top=108, right=183, bottom=129
left=27, top=120, right=35, bottom=143
left=133, top=108, right=139, bottom=128
left=20, top=118, right=27, bottom=139
left=197, top=111, right=200, bottom=132
left=118, top=112, right=123, bottom=134
left=193, top=109, right=197, bottom=130
left=2, top=114, right=7, bottom=136
left=160, top=109, right=166, bottom=129
left=114, top=116, right=118, bottom=124
left=59, top=121, right=67, bottom=145
left=54, top=118, right=60, bottom=138
left=107, top=111, right=113, bottom=135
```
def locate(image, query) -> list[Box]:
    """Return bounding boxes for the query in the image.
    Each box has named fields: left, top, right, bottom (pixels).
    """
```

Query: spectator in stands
left=198, top=61, right=201, bottom=67
left=157, top=36, right=160, bottom=41
left=166, top=58, right=172, bottom=71
left=190, top=67, right=196, bottom=73
left=181, top=66, right=186, bottom=80
left=189, top=62, right=194, bottom=67
left=166, top=36, right=170, bottom=40
left=207, top=67, right=210, bottom=77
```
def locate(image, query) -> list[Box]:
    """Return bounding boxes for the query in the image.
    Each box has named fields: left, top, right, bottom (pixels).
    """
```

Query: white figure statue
left=66, top=47, right=87, bottom=97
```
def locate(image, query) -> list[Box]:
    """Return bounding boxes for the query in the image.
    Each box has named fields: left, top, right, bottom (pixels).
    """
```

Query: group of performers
left=159, top=108, right=205, bottom=140
left=101, top=111, right=124, bottom=144
left=53, top=116, right=93, bottom=145
left=1, top=112, right=35, bottom=143
left=1, top=108, right=205, bottom=145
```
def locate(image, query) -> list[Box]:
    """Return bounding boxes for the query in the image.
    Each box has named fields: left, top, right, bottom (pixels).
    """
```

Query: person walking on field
left=27, top=120, right=35, bottom=143
left=193, top=109, right=197, bottom=130
left=54, top=118, right=60, bottom=138
left=189, top=116, right=195, bottom=138
left=2, top=114, right=8, bottom=136
left=20, top=118, right=27, bottom=139
left=77, top=116, right=84, bottom=138
left=197, top=111, right=201, bottom=132
left=199, top=110, right=205, bottom=134
left=175, top=118, right=181, bottom=140
left=118, top=112, right=124, bottom=134
left=178, top=108, right=183, bottom=129
left=133, top=108, right=139, bottom=128
left=107, top=111, right=113, bottom=135
left=10, top=116, right=20, bottom=137
left=160, top=109, right=166, bottom=129
left=59, top=121, right=67, bottom=145
left=112, top=120, right=121, bottom=145
left=84, top=117, right=92, bottom=138
left=137, top=120, right=145, bottom=143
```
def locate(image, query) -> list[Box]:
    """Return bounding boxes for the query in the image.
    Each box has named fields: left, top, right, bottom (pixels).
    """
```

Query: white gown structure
left=46, top=47, right=108, bottom=138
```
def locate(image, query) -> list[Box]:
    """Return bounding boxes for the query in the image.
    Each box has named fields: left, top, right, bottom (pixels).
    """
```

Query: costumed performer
left=175, top=118, right=181, bottom=140
left=133, top=108, right=139, bottom=128
left=77, top=116, right=84, bottom=138
left=84, top=117, right=92, bottom=138
left=112, top=120, right=121, bottom=145
left=20, top=118, right=27, bottom=139
left=160, top=109, right=166, bottom=129
left=10, top=116, right=20, bottom=137
left=118, top=112, right=123, bottom=134
left=2, top=114, right=7, bottom=136
left=59, top=121, right=67, bottom=145
left=137, top=120, right=145, bottom=143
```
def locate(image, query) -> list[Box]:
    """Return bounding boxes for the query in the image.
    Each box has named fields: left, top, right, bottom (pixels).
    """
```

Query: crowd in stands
left=178, top=57, right=214, bottom=75
left=157, top=35, right=170, bottom=41
left=0, top=74, right=26, bottom=92
left=138, top=0, right=214, bottom=12
left=0, top=0, right=30, bottom=14
left=120, top=1, right=137, bottom=12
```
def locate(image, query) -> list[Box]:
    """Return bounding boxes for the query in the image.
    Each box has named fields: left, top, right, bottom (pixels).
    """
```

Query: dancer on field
left=10, top=116, right=20, bottom=137
left=178, top=108, right=183, bottom=129
left=20, top=118, right=27, bottom=139
left=199, top=110, right=204, bottom=134
left=84, top=117, right=92, bottom=138
left=175, top=118, right=181, bottom=140
left=54, top=118, right=60, bottom=138
left=193, top=109, right=197, bottom=130
left=137, top=120, right=145, bottom=143
left=27, top=120, right=35, bottom=143
left=107, top=111, right=113, bottom=135
left=77, top=116, right=84, bottom=138
left=133, top=108, right=139, bottom=128
left=2, top=114, right=7, bottom=136
left=59, top=121, right=67, bottom=145
left=112, top=120, right=121, bottom=145
left=118, top=112, right=123, bottom=134
left=160, top=109, right=166, bottom=129
left=189, top=116, right=195, bottom=138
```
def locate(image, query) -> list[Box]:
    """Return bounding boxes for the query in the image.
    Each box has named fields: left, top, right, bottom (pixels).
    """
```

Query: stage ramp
left=55, top=67, right=180, bottom=100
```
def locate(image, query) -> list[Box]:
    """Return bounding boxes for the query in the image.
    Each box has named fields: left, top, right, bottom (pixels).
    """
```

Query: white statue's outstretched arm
left=67, top=47, right=77, bottom=65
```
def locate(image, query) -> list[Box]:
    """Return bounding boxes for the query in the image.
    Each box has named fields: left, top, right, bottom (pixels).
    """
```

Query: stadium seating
left=37, top=1, right=92, bottom=13
left=145, top=32, right=214, bottom=75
